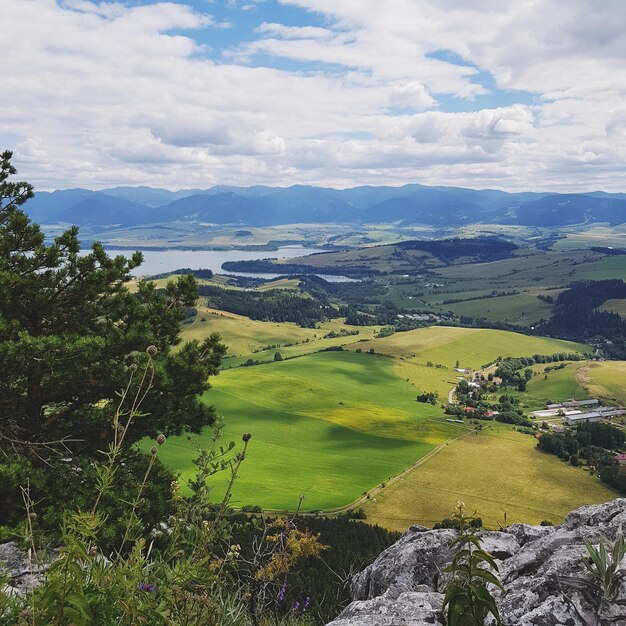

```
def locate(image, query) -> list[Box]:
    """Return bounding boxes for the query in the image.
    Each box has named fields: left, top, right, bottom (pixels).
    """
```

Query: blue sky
left=2, top=0, right=625, bottom=191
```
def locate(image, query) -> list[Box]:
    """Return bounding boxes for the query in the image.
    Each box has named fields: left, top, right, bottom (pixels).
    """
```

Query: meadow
left=362, top=426, right=617, bottom=531
left=154, top=321, right=591, bottom=513
left=180, top=306, right=382, bottom=364
left=344, top=326, right=587, bottom=369
left=155, top=350, right=464, bottom=510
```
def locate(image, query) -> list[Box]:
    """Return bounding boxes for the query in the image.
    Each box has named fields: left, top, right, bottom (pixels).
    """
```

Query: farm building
left=532, top=409, right=582, bottom=419
left=547, top=399, right=599, bottom=410
left=562, top=406, right=626, bottom=425
left=565, top=412, right=602, bottom=426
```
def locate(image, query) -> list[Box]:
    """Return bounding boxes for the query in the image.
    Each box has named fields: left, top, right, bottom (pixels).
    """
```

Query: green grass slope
left=155, top=351, right=463, bottom=511
left=346, top=326, right=587, bottom=369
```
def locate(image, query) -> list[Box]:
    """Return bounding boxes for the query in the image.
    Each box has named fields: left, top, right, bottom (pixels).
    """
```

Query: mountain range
left=23, top=184, right=626, bottom=228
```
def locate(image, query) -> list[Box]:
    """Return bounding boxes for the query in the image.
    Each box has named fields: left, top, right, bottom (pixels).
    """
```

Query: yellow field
left=579, top=361, right=626, bottom=405
left=598, top=298, right=626, bottom=317
left=180, top=307, right=381, bottom=361
left=345, top=326, right=587, bottom=369
left=180, top=307, right=319, bottom=357
left=362, top=427, right=616, bottom=531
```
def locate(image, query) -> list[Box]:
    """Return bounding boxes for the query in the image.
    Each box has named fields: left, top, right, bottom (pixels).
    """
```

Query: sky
left=2, top=0, right=626, bottom=192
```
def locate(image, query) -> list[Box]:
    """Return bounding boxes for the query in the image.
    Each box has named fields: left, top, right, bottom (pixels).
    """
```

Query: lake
left=104, top=246, right=356, bottom=282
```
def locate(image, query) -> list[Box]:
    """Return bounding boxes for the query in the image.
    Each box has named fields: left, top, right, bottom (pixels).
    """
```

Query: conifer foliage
left=0, top=151, right=226, bottom=524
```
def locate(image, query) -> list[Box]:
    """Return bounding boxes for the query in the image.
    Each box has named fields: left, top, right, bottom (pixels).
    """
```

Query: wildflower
left=137, top=582, right=156, bottom=593
left=293, top=601, right=300, bottom=611
left=304, top=596, right=310, bottom=610
left=128, top=363, right=138, bottom=372
left=242, top=432, right=252, bottom=442
left=156, top=433, right=166, bottom=445
left=146, top=345, right=158, bottom=356
left=278, top=581, right=286, bottom=602
left=150, top=446, right=158, bottom=455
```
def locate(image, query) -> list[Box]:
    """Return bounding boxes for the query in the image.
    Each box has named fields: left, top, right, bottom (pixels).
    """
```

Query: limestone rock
left=350, top=528, right=456, bottom=601
left=328, top=499, right=626, bottom=626
left=0, top=541, right=48, bottom=596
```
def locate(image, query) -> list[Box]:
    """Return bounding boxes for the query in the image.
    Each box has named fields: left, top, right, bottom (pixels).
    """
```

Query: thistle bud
left=146, top=345, right=158, bottom=356
left=242, top=433, right=252, bottom=442
left=156, top=433, right=166, bottom=445
left=129, top=363, right=138, bottom=372
left=150, top=446, right=158, bottom=455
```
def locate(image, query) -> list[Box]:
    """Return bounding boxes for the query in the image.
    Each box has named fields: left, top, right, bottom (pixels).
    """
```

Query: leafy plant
left=442, top=502, right=504, bottom=626
left=559, top=530, right=626, bottom=621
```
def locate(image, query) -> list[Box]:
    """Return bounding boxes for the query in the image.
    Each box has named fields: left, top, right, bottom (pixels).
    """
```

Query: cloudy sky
left=3, top=0, right=626, bottom=191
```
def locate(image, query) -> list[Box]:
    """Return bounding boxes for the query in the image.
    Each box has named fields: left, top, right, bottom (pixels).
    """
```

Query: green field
left=525, top=362, right=591, bottom=406
left=155, top=351, right=463, bottom=510
left=152, top=321, right=592, bottom=514
left=442, top=293, right=555, bottom=326
left=345, top=326, right=587, bottom=369
left=581, top=361, right=626, bottom=405
left=363, top=427, right=616, bottom=531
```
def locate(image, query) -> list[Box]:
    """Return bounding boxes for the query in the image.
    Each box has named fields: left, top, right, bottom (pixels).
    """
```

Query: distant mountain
left=23, top=183, right=626, bottom=229
left=503, top=194, right=626, bottom=226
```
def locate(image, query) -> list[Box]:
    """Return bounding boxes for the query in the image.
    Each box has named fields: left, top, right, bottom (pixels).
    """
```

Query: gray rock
left=351, top=528, right=456, bottom=600
left=505, top=522, right=555, bottom=546
left=327, top=499, right=626, bottom=626
left=478, top=531, right=520, bottom=560
left=0, top=542, right=48, bottom=596
left=327, top=589, right=444, bottom=626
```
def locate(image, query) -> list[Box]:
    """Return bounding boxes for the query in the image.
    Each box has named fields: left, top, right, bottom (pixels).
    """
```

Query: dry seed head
left=156, top=433, right=166, bottom=445
left=150, top=446, right=158, bottom=455
left=146, top=345, right=158, bottom=356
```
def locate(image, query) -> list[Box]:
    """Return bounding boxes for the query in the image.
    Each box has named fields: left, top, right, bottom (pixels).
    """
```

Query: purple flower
left=293, top=601, right=300, bottom=611
left=137, top=582, right=156, bottom=593
left=278, top=581, right=286, bottom=602
left=304, top=596, right=310, bottom=610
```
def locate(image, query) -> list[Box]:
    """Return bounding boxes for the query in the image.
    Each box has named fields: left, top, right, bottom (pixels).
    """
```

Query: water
left=103, top=246, right=357, bottom=282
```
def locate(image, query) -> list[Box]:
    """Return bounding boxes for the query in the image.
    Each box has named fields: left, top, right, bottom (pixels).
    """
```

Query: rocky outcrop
left=0, top=541, right=48, bottom=597
left=327, top=499, right=626, bottom=626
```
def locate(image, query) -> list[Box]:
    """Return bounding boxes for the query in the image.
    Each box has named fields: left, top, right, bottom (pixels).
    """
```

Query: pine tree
left=0, top=151, right=226, bottom=524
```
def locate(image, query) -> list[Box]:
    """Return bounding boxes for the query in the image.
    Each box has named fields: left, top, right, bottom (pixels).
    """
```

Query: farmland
left=155, top=318, right=591, bottom=515
left=344, top=326, right=587, bottom=369
left=154, top=350, right=463, bottom=511
left=362, top=426, right=617, bottom=531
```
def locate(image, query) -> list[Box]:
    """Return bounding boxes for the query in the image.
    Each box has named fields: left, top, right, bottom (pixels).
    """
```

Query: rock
left=350, top=528, right=456, bottom=601
left=0, top=542, right=48, bottom=596
left=327, top=589, right=444, bottom=626
left=327, top=499, right=626, bottom=626
left=477, top=531, right=520, bottom=560
left=505, top=522, right=555, bottom=546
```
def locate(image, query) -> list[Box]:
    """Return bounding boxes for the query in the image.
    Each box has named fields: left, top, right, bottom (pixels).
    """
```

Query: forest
left=539, top=279, right=626, bottom=358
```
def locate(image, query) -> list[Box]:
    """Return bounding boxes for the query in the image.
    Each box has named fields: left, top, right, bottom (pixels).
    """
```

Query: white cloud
left=1, top=0, right=625, bottom=191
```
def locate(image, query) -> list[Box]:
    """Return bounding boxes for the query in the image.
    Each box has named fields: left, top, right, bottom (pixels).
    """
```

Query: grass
left=443, top=293, right=554, bottom=326
left=525, top=362, right=591, bottom=406
left=345, top=326, right=587, bottom=369
left=154, top=351, right=463, bottom=511
left=180, top=307, right=320, bottom=357
left=362, top=426, right=617, bottom=531
left=598, top=298, right=626, bottom=317
left=579, top=361, right=626, bottom=405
